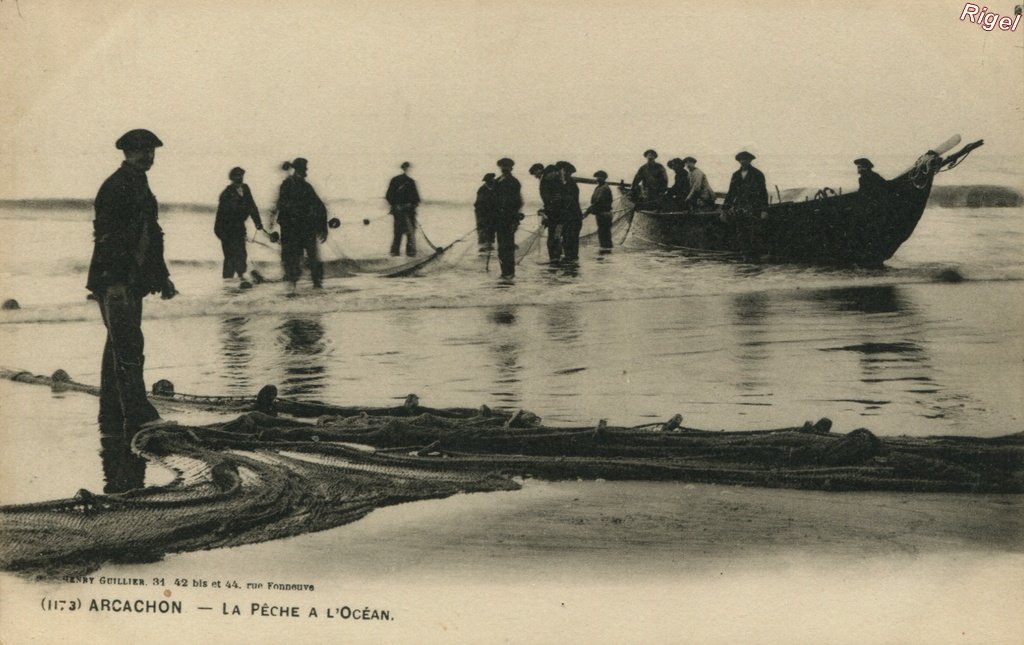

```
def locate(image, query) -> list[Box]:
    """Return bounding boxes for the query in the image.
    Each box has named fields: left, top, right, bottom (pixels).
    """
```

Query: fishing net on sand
left=2, top=368, right=1022, bottom=580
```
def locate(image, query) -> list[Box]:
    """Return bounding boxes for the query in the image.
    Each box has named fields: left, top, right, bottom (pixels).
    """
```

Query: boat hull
left=629, top=163, right=937, bottom=266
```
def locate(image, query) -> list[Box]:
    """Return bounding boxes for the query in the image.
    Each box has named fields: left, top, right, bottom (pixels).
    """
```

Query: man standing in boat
left=492, top=158, right=523, bottom=279
left=584, top=170, right=615, bottom=250
left=87, top=128, right=176, bottom=435
left=724, top=151, right=768, bottom=216
left=474, top=172, right=498, bottom=252
left=683, top=157, right=716, bottom=210
left=215, top=166, right=264, bottom=281
left=854, top=158, right=887, bottom=201
left=630, top=149, right=668, bottom=206
left=529, top=162, right=563, bottom=263
left=386, top=161, right=421, bottom=257
left=276, top=157, right=328, bottom=289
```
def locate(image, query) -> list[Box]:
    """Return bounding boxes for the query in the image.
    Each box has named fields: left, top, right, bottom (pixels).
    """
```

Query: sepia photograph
left=1, top=1, right=1022, bottom=643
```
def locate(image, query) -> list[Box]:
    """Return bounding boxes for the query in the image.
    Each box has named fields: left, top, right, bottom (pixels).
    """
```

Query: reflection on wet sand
left=276, top=316, right=329, bottom=397
left=486, top=306, right=523, bottom=407
left=220, top=315, right=253, bottom=393
left=730, top=291, right=771, bottom=395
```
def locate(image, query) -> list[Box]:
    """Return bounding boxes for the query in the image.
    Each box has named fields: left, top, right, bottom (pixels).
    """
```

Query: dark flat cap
left=853, top=158, right=873, bottom=169
left=482, top=172, right=496, bottom=182
left=497, top=157, right=515, bottom=168
left=556, top=161, right=576, bottom=173
left=666, top=157, right=683, bottom=169
left=735, top=151, right=756, bottom=162
left=401, top=161, right=412, bottom=169
left=229, top=166, right=245, bottom=178
left=682, top=156, right=696, bottom=164
left=643, top=149, right=658, bottom=158
left=115, top=129, right=163, bottom=151
left=528, top=163, right=545, bottom=174
left=593, top=170, right=608, bottom=179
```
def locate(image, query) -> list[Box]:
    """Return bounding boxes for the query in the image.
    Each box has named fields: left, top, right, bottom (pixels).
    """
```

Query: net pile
left=2, top=368, right=1021, bottom=580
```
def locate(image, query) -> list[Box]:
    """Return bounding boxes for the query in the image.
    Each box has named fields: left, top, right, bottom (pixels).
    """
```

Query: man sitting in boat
left=854, top=158, right=887, bottom=200
left=682, top=157, right=715, bottom=210
left=723, top=151, right=768, bottom=217
left=630, top=149, right=668, bottom=206
left=663, top=158, right=690, bottom=212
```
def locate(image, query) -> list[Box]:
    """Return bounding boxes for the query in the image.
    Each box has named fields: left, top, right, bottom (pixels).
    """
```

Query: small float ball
left=328, top=217, right=341, bottom=229
left=239, top=281, right=253, bottom=290
left=152, top=379, right=175, bottom=396
left=51, top=369, right=71, bottom=383
left=268, top=231, right=280, bottom=243
left=362, top=218, right=371, bottom=226
left=2, top=299, right=20, bottom=310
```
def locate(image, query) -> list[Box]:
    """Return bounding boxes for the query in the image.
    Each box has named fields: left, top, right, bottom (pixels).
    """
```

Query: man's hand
left=317, top=232, right=328, bottom=243
left=160, top=278, right=177, bottom=300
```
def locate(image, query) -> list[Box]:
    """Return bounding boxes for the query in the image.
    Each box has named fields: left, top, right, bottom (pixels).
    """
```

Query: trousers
left=560, top=218, right=583, bottom=261
left=495, top=217, right=518, bottom=277
left=391, top=210, right=418, bottom=256
left=595, top=212, right=614, bottom=249
left=220, top=234, right=248, bottom=278
left=281, top=226, right=323, bottom=286
left=97, top=286, right=161, bottom=432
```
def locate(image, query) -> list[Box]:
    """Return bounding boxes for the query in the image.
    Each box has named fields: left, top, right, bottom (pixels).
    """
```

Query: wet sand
left=2, top=480, right=1018, bottom=644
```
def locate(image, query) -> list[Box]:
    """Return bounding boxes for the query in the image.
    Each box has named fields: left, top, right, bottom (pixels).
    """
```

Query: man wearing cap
left=550, top=161, right=585, bottom=262
left=386, top=161, right=421, bottom=257
left=724, top=151, right=768, bottom=216
left=529, top=162, right=562, bottom=261
left=87, top=128, right=177, bottom=434
left=215, top=167, right=264, bottom=280
left=584, top=170, right=615, bottom=249
left=854, top=158, right=887, bottom=199
left=664, top=158, right=691, bottom=211
left=630, top=149, right=668, bottom=205
left=682, top=157, right=715, bottom=210
left=276, top=157, right=328, bottom=288
left=492, top=158, right=523, bottom=279
left=474, top=173, right=497, bottom=251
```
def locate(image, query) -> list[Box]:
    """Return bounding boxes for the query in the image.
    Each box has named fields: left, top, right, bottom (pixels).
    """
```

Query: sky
left=1, top=0, right=1022, bottom=202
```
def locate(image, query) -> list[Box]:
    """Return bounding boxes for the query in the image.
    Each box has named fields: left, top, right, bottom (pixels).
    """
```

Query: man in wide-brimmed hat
left=630, top=149, right=668, bottom=205
left=664, top=157, right=691, bottom=211
left=584, top=170, right=615, bottom=250
left=724, top=151, right=768, bottom=216
left=87, top=128, right=177, bottom=435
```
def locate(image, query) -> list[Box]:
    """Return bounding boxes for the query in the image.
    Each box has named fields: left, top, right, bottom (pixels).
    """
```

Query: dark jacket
left=548, top=177, right=583, bottom=221
left=667, top=169, right=691, bottom=200
left=724, top=166, right=769, bottom=213
left=588, top=183, right=613, bottom=215
left=493, top=174, right=523, bottom=220
left=215, top=183, right=262, bottom=239
left=858, top=169, right=887, bottom=195
left=276, top=175, right=327, bottom=236
left=538, top=171, right=560, bottom=209
left=631, top=162, right=669, bottom=199
left=474, top=184, right=496, bottom=220
left=86, top=162, right=169, bottom=295
left=385, top=174, right=421, bottom=213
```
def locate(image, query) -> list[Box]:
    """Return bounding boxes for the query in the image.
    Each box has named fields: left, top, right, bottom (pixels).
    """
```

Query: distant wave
left=0, top=199, right=215, bottom=214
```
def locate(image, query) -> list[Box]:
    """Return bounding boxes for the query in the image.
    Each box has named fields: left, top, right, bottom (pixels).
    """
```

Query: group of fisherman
left=88, top=128, right=889, bottom=437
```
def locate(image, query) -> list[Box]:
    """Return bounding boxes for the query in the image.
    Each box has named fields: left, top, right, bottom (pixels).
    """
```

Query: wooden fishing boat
left=618, top=136, right=984, bottom=266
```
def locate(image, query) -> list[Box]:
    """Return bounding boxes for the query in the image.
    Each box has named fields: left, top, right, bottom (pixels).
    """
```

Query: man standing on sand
left=215, top=166, right=263, bottom=280
left=87, top=128, right=177, bottom=434
left=493, top=157, right=523, bottom=279
left=386, top=161, right=421, bottom=257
